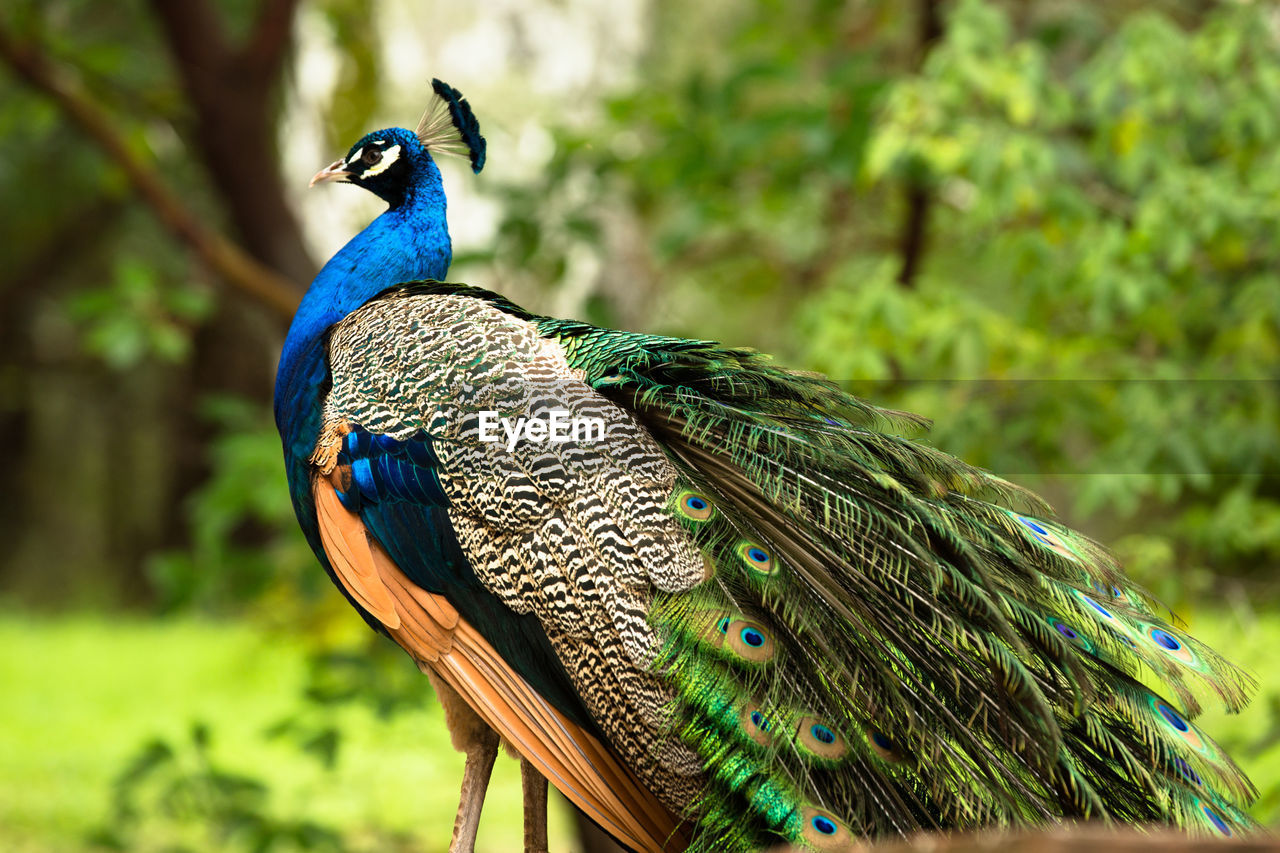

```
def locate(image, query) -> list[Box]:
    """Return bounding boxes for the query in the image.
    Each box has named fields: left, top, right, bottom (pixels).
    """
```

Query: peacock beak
left=310, top=159, right=352, bottom=187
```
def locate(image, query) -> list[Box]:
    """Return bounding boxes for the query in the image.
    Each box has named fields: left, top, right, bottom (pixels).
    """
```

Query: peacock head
left=309, top=78, right=486, bottom=205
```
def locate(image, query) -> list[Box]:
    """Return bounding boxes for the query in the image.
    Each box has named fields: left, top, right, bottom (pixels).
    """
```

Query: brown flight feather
left=312, top=479, right=689, bottom=852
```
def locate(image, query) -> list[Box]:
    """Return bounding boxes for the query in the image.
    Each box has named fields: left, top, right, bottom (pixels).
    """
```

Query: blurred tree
left=0, top=0, right=307, bottom=604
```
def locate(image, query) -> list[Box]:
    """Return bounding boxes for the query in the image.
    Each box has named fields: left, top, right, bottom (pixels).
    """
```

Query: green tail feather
left=528, top=317, right=1258, bottom=851
left=389, top=286, right=1258, bottom=850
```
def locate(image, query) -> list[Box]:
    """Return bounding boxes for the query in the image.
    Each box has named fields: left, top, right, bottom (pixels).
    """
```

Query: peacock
left=274, top=80, right=1258, bottom=853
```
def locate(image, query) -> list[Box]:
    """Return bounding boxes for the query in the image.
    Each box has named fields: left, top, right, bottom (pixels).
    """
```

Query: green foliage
left=148, top=396, right=317, bottom=614
left=841, top=0, right=1280, bottom=595
left=300, top=640, right=438, bottom=720
left=483, top=0, right=899, bottom=339
left=67, top=259, right=213, bottom=369
left=315, top=0, right=383, bottom=151
left=96, top=723, right=344, bottom=853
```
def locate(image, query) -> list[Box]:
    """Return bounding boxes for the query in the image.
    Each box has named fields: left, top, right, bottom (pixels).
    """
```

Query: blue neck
left=275, top=157, right=451, bottom=423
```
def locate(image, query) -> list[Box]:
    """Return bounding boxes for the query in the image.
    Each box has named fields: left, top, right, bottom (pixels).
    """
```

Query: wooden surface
left=768, top=827, right=1279, bottom=853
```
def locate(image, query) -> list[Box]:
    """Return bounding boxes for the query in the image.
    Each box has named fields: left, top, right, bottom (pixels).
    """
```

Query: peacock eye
left=362, top=148, right=383, bottom=166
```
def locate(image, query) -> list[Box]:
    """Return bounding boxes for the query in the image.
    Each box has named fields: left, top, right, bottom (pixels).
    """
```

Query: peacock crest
left=415, top=78, right=486, bottom=173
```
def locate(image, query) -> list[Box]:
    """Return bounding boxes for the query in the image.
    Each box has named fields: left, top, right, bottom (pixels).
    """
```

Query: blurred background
left=2, top=0, right=1278, bottom=850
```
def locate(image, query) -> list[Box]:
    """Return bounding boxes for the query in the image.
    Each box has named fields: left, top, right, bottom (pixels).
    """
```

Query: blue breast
left=274, top=161, right=602, bottom=735
left=274, top=159, right=451, bottom=621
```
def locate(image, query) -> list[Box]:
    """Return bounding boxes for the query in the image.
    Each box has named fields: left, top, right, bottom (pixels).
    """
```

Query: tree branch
left=145, top=0, right=230, bottom=84
left=896, top=184, right=929, bottom=288
left=144, top=0, right=237, bottom=143
left=241, top=0, right=301, bottom=79
left=0, top=23, right=302, bottom=320
left=147, top=0, right=317, bottom=284
left=895, top=0, right=944, bottom=288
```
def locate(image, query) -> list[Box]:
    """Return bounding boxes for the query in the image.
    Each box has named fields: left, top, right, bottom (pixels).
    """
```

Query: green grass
left=1, top=608, right=1276, bottom=852
left=0, top=612, right=577, bottom=852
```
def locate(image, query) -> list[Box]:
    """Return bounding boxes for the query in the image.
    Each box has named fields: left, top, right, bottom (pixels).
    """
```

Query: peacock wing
left=313, top=286, right=718, bottom=850
left=311, top=477, right=679, bottom=850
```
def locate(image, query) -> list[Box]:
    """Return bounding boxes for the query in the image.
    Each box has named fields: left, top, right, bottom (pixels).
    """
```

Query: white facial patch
left=346, top=147, right=364, bottom=165
left=362, top=144, right=401, bottom=178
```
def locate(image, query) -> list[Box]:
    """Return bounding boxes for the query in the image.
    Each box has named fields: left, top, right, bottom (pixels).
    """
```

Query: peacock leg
left=520, top=757, right=549, bottom=853
left=421, top=668, right=500, bottom=853
left=450, top=725, right=499, bottom=852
